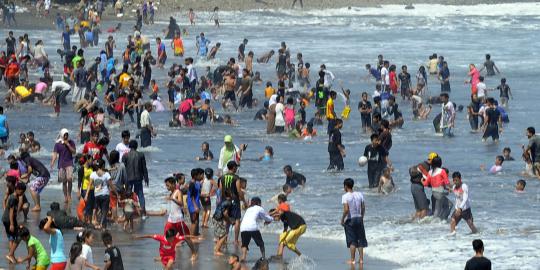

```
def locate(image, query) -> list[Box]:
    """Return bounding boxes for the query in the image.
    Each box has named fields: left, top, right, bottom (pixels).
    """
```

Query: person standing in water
left=328, top=119, right=345, bottom=171
left=479, top=54, right=500, bottom=76
left=217, top=135, right=245, bottom=177
left=341, top=178, right=367, bottom=266
left=450, top=171, right=478, bottom=235
left=464, top=239, right=491, bottom=270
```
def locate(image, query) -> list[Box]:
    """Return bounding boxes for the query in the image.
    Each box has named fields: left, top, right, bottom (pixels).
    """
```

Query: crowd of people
left=0, top=1, right=537, bottom=269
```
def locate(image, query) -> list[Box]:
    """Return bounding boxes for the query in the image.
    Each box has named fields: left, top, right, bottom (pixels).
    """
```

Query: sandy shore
left=0, top=185, right=400, bottom=269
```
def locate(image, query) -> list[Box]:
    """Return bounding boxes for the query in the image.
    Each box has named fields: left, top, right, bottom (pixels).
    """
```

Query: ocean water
left=2, top=3, right=540, bottom=269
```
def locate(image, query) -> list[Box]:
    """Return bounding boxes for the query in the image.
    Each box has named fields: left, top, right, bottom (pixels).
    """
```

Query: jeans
left=128, top=180, right=146, bottom=214
left=95, top=195, right=110, bottom=228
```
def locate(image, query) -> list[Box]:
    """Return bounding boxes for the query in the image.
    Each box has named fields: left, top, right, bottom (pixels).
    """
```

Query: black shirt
left=497, top=84, right=510, bottom=98
left=253, top=108, right=267, bottom=120
left=218, top=173, right=240, bottom=202
left=280, top=211, right=306, bottom=231
left=202, top=150, right=214, bottom=160
left=286, top=172, right=306, bottom=189
left=464, top=256, right=491, bottom=270
left=238, top=43, right=245, bottom=56
left=358, top=100, right=372, bottom=116
left=6, top=37, right=15, bottom=55
left=363, top=144, right=387, bottom=167
left=486, top=108, right=501, bottom=126
left=379, top=131, right=392, bottom=153
left=104, top=246, right=124, bottom=270
left=328, top=128, right=342, bottom=153
left=388, top=104, right=402, bottom=120
left=25, top=157, right=51, bottom=178
left=298, top=107, right=306, bottom=124
left=398, top=72, right=411, bottom=90
left=2, top=194, right=18, bottom=223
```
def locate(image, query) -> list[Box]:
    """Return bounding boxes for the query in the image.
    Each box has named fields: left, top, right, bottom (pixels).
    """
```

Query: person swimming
left=259, top=146, right=274, bottom=161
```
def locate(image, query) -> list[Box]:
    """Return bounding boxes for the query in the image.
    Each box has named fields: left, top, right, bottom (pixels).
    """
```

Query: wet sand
left=0, top=186, right=400, bottom=269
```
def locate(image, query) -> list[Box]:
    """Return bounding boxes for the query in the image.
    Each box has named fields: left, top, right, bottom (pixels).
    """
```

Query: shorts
left=164, top=221, right=190, bottom=237
left=212, top=218, right=228, bottom=238
left=241, top=230, right=264, bottom=249
left=279, top=224, right=306, bottom=251
left=344, top=217, right=368, bottom=248
left=31, top=265, right=49, bottom=270
left=0, top=136, right=8, bottom=144
left=230, top=202, right=242, bottom=221
left=189, top=211, right=199, bottom=223
left=223, top=90, right=236, bottom=101
left=482, top=125, right=499, bottom=140
left=50, top=262, right=67, bottom=270
left=30, top=177, right=50, bottom=194
left=200, top=196, right=211, bottom=211
left=452, top=208, right=473, bottom=224
left=361, top=114, right=371, bottom=128
left=159, top=56, right=167, bottom=65
left=160, top=255, right=175, bottom=267
left=124, top=211, right=134, bottom=220
left=411, top=183, right=429, bottom=211
left=58, top=166, right=73, bottom=183
left=3, top=220, right=18, bottom=241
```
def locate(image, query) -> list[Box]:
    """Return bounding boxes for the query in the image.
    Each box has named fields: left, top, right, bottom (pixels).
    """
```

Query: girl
left=378, top=167, right=395, bottom=195
left=389, top=65, right=398, bottom=95
left=284, top=97, right=295, bottom=131
left=16, top=226, right=50, bottom=269
left=121, top=190, right=139, bottom=233
left=90, top=159, right=112, bottom=229
left=77, top=230, right=100, bottom=270
left=80, top=155, right=95, bottom=224
left=39, top=216, right=67, bottom=270
left=65, top=242, right=85, bottom=270
left=260, top=146, right=274, bottom=161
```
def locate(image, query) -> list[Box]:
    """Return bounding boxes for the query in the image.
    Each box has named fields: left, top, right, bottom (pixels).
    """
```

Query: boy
left=502, top=147, right=514, bottom=161
left=283, top=165, right=306, bottom=189
left=489, top=155, right=504, bottom=174
left=450, top=172, right=478, bottom=235
left=515, top=179, right=526, bottom=193
left=269, top=184, right=292, bottom=205
left=364, top=134, right=389, bottom=188
left=102, top=231, right=124, bottom=270
left=135, top=228, right=197, bottom=270
left=213, top=190, right=233, bottom=256
left=3, top=182, right=26, bottom=264
left=239, top=197, right=273, bottom=261
left=328, top=119, right=345, bottom=171
left=16, top=226, right=50, bottom=269
left=496, top=78, right=512, bottom=108
left=270, top=208, right=306, bottom=258
left=187, top=168, right=204, bottom=237
left=358, top=92, right=372, bottom=133
left=464, top=239, right=491, bottom=270
left=163, top=177, right=190, bottom=237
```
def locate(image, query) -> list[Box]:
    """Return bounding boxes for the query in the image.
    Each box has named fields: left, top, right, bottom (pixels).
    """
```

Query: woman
left=466, top=63, right=480, bottom=95
left=419, top=157, right=452, bottom=220
left=33, top=40, right=48, bottom=67
left=274, top=96, right=285, bottom=133
left=39, top=216, right=67, bottom=270
left=389, top=64, right=398, bottom=95
left=90, top=159, right=112, bottom=229
left=108, top=150, right=127, bottom=222
left=416, top=66, right=427, bottom=96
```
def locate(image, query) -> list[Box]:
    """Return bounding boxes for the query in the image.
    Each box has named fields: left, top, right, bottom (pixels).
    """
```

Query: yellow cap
left=428, top=152, right=438, bottom=160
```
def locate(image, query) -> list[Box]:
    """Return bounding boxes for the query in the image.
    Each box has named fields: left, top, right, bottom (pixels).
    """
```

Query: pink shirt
left=35, top=82, right=48, bottom=94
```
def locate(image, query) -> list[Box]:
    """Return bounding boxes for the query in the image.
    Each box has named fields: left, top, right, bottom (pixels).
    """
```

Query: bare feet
left=346, top=259, right=356, bottom=265
left=31, top=206, right=41, bottom=212
left=214, top=250, right=224, bottom=256
left=5, top=255, right=16, bottom=264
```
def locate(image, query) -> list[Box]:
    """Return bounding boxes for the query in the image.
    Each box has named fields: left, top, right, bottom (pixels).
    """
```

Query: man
left=140, top=102, right=156, bottom=148
left=326, top=91, right=337, bottom=134
left=20, top=152, right=50, bottom=212
left=380, top=61, right=389, bottom=92
left=398, top=65, right=412, bottom=100
left=71, top=59, right=87, bottom=103
left=156, top=37, right=167, bottom=68
left=115, top=130, right=131, bottom=160
left=239, top=197, right=273, bottom=261
left=358, top=92, right=372, bottom=133
left=196, top=32, right=210, bottom=57
left=440, top=93, right=455, bottom=137
left=122, top=140, right=149, bottom=219
left=409, top=152, right=436, bottom=220
left=105, top=35, right=116, bottom=58
left=496, top=78, right=512, bottom=108
left=450, top=172, right=478, bottom=235
left=187, top=168, right=204, bottom=237
left=364, top=64, right=381, bottom=82
left=464, top=239, right=491, bottom=270
left=378, top=120, right=392, bottom=153
left=387, top=96, right=404, bottom=128
left=320, top=64, right=335, bottom=90
left=62, top=26, right=71, bottom=52
left=314, top=72, right=328, bottom=120
left=479, top=54, right=500, bottom=76
left=270, top=208, right=306, bottom=258
left=439, top=61, right=451, bottom=93
left=51, top=80, right=71, bottom=105
left=238, top=38, right=248, bottom=62
left=217, top=161, right=248, bottom=245
left=328, top=119, right=345, bottom=171
left=238, top=69, right=253, bottom=109
left=185, top=57, right=197, bottom=94
left=50, top=128, right=76, bottom=203
left=482, top=98, right=502, bottom=143
left=364, top=134, right=389, bottom=188
left=283, top=165, right=306, bottom=189
left=525, top=127, right=540, bottom=177
left=341, top=178, right=367, bottom=266
left=82, top=131, right=103, bottom=160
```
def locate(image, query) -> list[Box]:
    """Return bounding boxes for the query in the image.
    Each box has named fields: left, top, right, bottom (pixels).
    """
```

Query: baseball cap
left=224, top=135, right=233, bottom=143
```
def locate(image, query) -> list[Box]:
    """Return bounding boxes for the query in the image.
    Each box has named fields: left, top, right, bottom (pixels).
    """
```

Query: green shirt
left=28, top=236, right=50, bottom=266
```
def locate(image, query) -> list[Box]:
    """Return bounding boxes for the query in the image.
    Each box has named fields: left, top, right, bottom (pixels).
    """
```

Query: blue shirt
left=50, top=230, right=67, bottom=263
left=370, top=68, right=381, bottom=81
left=0, top=114, right=7, bottom=137
left=187, top=181, right=201, bottom=213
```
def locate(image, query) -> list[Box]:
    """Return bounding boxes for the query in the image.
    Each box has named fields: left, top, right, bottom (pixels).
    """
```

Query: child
left=77, top=230, right=100, bottom=270
left=259, top=146, right=274, bottom=161
left=213, top=190, right=233, bottom=256
left=228, top=254, right=242, bottom=270
left=276, top=194, right=291, bottom=212
left=16, top=226, right=51, bottom=269
left=135, top=228, right=197, bottom=269
left=163, top=177, right=190, bottom=237
left=102, top=231, right=124, bottom=270
left=489, top=155, right=504, bottom=174
left=301, top=122, right=317, bottom=141
left=196, top=141, right=214, bottom=161
left=150, top=79, right=158, bottom=96
left=187, top=168, right=204, bottom=237
left=450, top=172, right=478, bottom=235
left=3, top=182, right=26, bottom=264
left=200, top=168, right=216, bottom=228
left=378, top=167, right=395, bottom=195
left=515, top=179, right=526, bottom=193
left=502, top=147, right=514, bottom=161
left=270, top=184, right=292, bottom=205
left=239, top=197, right=273, bottom=261
left=121, top=190, right=138, bottom=233
left=284, top=97, right=295, bottom=131
left=264, top=81, right=275, bottom=100
left=6, top=161, right=20, bottom=182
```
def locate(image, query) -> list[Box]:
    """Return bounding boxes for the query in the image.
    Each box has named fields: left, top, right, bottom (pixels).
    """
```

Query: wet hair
left=69, top=242, right=83, bottom=264
left=343, top=178, right=354, bottom=189
left=527, top=127, right=535, bottom=135
left=250, top=197, right=262, bottom=206
left=18, top=226, right=30, bottom=239
left=227, top=161, right=238, bottom=170
left=121, top=130, right=130, bottom=139
left=164, top=176, right=176, bottom=185
left=517, top=179, right=526, bottom=187
left=496, top=155, right=504, bottom=164
left=330, top=91, right=337, bottom=98
left=485, top=54, right=491, bottom=60
left=50, top=202, right=61, bottom=211
left=109, top=150, right=120, bottom=165
left=283, top=165, right=292, bottom=172
left=101, top=231, right=113, bottom=245
left=503, top=147, right=511, bottom=153
left=205, top=168, right=214, bottom=179
left=191, top=168, right=204, bottom=179
left=472, top=239, right=484, bottom=253
left=282, top=184, right=291, bottom=192
left=265, top=146, right=274, bottom=156
left=9, top=161, right=18, bottom=170
left=202, top=141, right=210, bottom=148
left=128, top=140, right=138, bottom=149
left=440, top=93, right=449, bottom=99
left=452, top=171, right=461, bottom=179
left=501, top=78, right=506, bottom=84
left=479, top=76, right=484, bottom=82
left=370, top=133, right=379, bottom=141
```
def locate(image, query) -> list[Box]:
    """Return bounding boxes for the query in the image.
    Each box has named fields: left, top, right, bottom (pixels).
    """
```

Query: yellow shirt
left=82, top=167, right=94, bottom=191
left=326, top=98, right=335, bottom=119
left=428, top=59, right=438, bottom=74
left=119, top=73, right=131, bottom=89
left=265, top=87, right=275, bottom=99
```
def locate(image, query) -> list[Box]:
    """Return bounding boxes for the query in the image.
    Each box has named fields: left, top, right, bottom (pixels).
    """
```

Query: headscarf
left=56, top=128, right=69, bottom=143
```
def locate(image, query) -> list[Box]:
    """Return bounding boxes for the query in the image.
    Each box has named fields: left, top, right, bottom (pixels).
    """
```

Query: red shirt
left=115, top=96, right=128, bottom=113
left=389, top=71, right=398, bottom=92
left=423, top=168, right=449, bottom=188
left=83, top=141, right=102, bottom=160
left=5, top=61, right=19, bottom=78
left=152, top=234, right=185, bottom=258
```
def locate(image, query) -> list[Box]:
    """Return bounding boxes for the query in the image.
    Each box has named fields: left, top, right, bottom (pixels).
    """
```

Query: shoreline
left=0, top=184, right=401, bottom=269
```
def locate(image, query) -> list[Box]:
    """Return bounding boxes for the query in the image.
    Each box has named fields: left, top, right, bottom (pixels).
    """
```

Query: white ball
left=358, top=156, right=368, bottom=167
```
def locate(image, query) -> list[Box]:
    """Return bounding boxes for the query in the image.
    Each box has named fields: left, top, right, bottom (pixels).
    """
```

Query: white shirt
left=152, top=99, right=165, bottom=112
left=440, top=101, right=455, bottom=129
left=274, top=103, right=285, bottom=127
left=115, top=142, right=130, bottom=160
left=240, top=205, right=273, bottom=232
left=323, top=70, right=335, bottom=88
left=381, top=67, right=389, bottom=85
left=341, top=191, right=364, bottom=220
left=167, top=189, right=184, bottom=223
left=453, top=183, right=470, bottom=210
left=268, top=94, right=278, bottom=106
left=91, top=171, right=111, bottom=197
left=81, top=243, right=94, bottom=267
left=52, top=81, right=71, bottom=91
left=476, top=82, right=487, bottom=98
left=187, top=64, right=197, bottom=83
left=140, top=109, right=151, bottom=128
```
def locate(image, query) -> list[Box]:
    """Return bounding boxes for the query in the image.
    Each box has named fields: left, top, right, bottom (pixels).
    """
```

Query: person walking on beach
left=328, top=119, right=345, bottom=171
left=122, top=140, right=149, bottom=219
left=239, top=197, right=273, bottom=262
left=341, top=178, right=367, bottom=266
left=20, top=151, right=50, bottom=212
left=464, top=239, right=491, bottom=270
left=51, top=128, right=76, bottom=203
